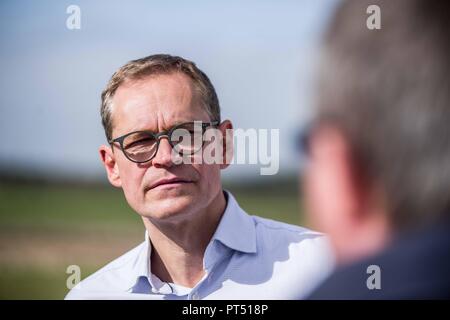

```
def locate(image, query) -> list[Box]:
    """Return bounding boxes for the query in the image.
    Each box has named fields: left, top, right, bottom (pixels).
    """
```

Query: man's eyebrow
left=163, top=120, right=198, bottom=131
left=128, top=120, right=197, bottom=134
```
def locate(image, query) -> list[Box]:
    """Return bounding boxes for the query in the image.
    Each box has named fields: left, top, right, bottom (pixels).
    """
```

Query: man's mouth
left=147, top=177, right=193, bottom=190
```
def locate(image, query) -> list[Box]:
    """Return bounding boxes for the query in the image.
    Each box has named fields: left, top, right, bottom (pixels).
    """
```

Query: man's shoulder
left=249, top=215, right=331, bottom=254
left=65, top=241, right=146, bottom=299
left=309, top=221, right=450, bottom=299
left=251, top=215, right=324, bottom=242
left=240, top=214, right=334, bottom=298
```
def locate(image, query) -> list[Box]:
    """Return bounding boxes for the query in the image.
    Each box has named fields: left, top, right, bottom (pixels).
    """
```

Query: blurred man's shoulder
left=308, top=220, right=450, bottom=299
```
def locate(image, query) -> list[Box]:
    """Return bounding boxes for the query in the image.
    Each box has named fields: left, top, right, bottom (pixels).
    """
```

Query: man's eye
left=125, top=138, right=155, bottom=149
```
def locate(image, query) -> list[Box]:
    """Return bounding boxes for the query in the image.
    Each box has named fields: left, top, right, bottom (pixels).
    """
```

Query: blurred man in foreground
left=66, top=54, right=332, bottom=300
left=303, top=0, right=450, bottom=299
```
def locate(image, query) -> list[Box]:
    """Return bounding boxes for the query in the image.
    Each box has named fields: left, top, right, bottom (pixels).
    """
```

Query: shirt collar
left=123, top=230, right=150, bottom=289
left=137, top=229, right=151, bottom=278
left=125, top=230, right=173, bottom=294
left=209, top=190, right=257, bottom=254
left=126, top=189, right=257, bottom=291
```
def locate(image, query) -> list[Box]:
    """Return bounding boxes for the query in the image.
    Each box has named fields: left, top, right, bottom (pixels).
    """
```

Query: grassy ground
left=0, top=180, right=306, bottom=299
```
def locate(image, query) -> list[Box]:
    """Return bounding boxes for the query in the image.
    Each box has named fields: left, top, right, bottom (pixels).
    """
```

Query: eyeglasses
left=295, top=122, right=316, bottom=156
left=109, top=121, right=220, bottom=163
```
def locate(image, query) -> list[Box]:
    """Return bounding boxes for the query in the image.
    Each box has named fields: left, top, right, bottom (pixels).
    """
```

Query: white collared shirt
left=65, top=191, right=334, bottom=300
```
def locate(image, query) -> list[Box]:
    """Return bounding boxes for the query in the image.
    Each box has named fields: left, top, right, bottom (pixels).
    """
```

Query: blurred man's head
left=99, top=54, right=232, bottom=223
left=304, top=0, right=450, bottom=264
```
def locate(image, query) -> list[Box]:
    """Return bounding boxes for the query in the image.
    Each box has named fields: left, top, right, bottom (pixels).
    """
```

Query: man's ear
left=218, top=120, right=233, bottom=169
left=99, top=145, right=122, bottom=188
left=306, top=125, right=368, bottom=232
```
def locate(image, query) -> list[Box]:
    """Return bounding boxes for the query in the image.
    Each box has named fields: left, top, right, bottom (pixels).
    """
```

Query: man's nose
left=152, top=136, right=175, bottom=167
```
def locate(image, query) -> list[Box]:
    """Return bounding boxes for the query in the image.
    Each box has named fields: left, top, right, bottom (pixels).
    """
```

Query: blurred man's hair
left=101, top=54, right=221, bottom=142
left=317, top=0, right=450, bottom=230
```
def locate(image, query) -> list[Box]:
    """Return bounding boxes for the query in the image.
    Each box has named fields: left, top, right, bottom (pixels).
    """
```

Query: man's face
left=302, top=125, right=390, bottom=263
left=102, top=72, right=225, bottom=222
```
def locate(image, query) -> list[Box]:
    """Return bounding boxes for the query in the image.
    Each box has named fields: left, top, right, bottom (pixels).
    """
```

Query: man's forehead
left=110, top=73, right=208, bottom=135
left=115, top=72, right=196, bottom=108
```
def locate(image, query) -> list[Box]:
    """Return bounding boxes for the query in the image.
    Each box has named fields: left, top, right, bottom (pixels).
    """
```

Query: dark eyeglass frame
left=109, top=120, right=220, bottom=163
left=295, top=120, right=322, bottom=157
left=296, top=124, right=313, bottom=156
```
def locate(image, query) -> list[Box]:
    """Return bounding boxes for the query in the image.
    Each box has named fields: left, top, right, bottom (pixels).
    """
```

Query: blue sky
left=0, top=0, right=338, bottom=182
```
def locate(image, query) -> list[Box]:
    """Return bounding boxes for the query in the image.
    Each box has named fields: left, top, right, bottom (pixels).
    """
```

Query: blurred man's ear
left=219, top=120, right=233, bottom=170
left=99, top=145, right=122, bottom=188
left=305, top=125, right=368, bottom=235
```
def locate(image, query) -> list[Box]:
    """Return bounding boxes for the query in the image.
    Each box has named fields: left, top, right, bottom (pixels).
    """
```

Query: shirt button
left=191, top=292, right=200, bottom=300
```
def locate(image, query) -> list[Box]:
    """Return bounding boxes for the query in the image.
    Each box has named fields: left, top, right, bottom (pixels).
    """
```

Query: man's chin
left=140, top=194, right=196, bottom=221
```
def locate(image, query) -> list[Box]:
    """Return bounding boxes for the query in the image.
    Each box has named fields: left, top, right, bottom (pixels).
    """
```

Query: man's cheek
left=200, top=167, right=220, bottom=193
left=120, top=175, right=144, bottom=203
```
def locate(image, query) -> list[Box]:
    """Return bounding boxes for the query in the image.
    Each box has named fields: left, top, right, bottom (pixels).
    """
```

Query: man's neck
left=142, top=190, right=227, bottom=288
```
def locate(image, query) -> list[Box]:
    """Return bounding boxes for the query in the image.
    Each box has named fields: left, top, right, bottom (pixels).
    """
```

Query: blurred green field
left=0, top=179, right=306, bottom=299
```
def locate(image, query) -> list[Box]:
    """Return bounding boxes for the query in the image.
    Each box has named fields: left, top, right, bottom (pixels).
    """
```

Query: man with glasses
left=65, top=54, right=333, bottom=300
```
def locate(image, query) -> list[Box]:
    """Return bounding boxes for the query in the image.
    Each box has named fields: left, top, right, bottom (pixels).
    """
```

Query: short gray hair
left=101, top=54, right=221, bottom=142
left=318, top=0, right=450, bottom=230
